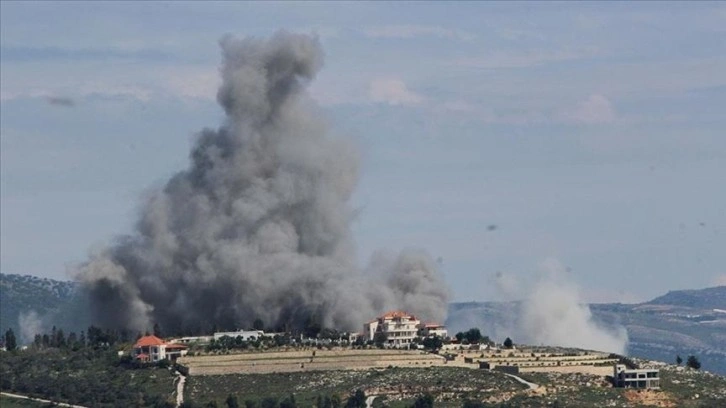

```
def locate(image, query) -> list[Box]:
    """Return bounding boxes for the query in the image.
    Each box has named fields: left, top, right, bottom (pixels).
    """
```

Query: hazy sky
left=2, top=2, right=725, bottom=303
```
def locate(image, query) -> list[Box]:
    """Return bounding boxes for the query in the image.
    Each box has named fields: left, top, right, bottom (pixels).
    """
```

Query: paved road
left=1, top=391, right=89, bottom=408
left=503, top=373, right=539, bottom=390
left=175, top=370, right=187, bottom=407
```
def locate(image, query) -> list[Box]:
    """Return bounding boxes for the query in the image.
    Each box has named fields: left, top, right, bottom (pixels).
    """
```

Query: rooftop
left=134, top=335, right=166, bottom=347
left=381, top=310, right=418, bottom=320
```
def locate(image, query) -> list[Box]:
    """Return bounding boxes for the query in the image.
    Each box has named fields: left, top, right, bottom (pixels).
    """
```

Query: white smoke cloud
left=18, top=310, right=45, bottom=344
left=518, top=259, right=628, bottom=353
left=368, top=78, right=424, bottom=106
left=448, top=258, right=628, bottom=354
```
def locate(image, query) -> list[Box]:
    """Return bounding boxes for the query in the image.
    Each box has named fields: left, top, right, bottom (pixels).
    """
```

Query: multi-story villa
left=364, top=311, right=421, bottom=347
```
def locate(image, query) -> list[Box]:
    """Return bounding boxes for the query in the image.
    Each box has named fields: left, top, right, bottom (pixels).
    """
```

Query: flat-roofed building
left=213, top=330, right=264, bottom=341
left=613, top=364, right=660, bottom=389
left=418, top=323, right=448, bottom=339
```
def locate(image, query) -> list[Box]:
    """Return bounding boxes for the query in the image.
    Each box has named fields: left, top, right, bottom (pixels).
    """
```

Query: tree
left=373, top=332, right=388, bottom=348
left=4, top=328, right=17, bottom=351
left=303, top=317, right=322, bottom=338
left=686, top=355, right=701, bottom=370
left=503, top=337, right=513, bottom=349
left=280, top=394, right=297, bottom=408
left=411, top=394, right=433, bottom=408
left=226, top=394, right=240, bottom=408
left=422, top=336, right=443, bottom=350
left=253, top=318, right=264, bottom=331
left=153, top=323, right=163, bottom=338
left=345, top=390, right=365, bottom=408
left=464, top=328, right=482, bottom=344
left=455, top=332, right=464, bottom=343
left=55, top=328, right=66, bottom=348
left=261, top=397, right=278, bottom=408
left=676, top=355, right=682, bottom=365
left=318, top=395, right=332, bottom=408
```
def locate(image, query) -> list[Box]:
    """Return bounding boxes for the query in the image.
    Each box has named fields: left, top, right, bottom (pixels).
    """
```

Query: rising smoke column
left=77, top=32, right=448, bottom=334
left=446, top=259, right=628, bottom=354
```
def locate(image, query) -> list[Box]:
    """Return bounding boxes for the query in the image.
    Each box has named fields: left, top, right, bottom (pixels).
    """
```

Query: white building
left=364, top=311, right=420, bottom=347
left=613, top=364, right=660, bottom=389
left=168, top=335, right=214, bottom=344
left=213, top=330, right=264, bottom=341
left=134, top=335, right=188, bottom=362
left=418, top=323, right=448, bottom=339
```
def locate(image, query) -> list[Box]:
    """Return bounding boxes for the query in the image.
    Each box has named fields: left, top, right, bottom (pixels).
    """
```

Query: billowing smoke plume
left=77, top=32, right=448, bottom=334
left=518, top=259, right=628, bottom=353
left=448, top=259, right=628, bottom=354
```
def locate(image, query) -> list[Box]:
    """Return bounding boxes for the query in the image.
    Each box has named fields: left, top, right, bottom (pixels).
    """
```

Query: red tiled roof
left=136, top=353, right=149, bottom=359
left=134, top=335, right=166, bottom=347
left=381, top=310, right=417, bottom=320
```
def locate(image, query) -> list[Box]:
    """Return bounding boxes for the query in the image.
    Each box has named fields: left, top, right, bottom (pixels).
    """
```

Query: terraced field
left=178, top=349, right=446, bottom=375
left=454, top=348, right=619, bottom=376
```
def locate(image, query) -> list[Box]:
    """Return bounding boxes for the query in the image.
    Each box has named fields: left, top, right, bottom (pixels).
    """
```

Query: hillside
left=647, top=286, right=726, bottom=310
left=2, top=273, right=724, bottom=375
left=0, top=274, right=90, bottom=340
left=182, top=351, right=726, bottom=407
left=448, top=286, right=726, bottom=376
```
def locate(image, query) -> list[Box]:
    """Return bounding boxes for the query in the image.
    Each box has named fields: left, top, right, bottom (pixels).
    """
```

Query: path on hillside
left=503, top=373, right=539, bottom=390
left=1, top=391, right=89, bottom=408
left=365, top=395, right=377, bottom=408
left=175, top=370, right=186, bottom=407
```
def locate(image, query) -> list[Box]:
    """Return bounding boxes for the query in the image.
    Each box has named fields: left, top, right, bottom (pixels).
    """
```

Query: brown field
left=178, top=349, right=447, bottom=375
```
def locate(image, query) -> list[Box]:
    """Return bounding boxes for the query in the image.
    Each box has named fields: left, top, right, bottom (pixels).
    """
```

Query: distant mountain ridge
left=647, top=285, right=726, bottom=309
left=0, top=273, right=89, bottom=340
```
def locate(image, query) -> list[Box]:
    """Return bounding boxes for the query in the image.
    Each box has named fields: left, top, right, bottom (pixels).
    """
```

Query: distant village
left=130, top=310, right=661, bottom=390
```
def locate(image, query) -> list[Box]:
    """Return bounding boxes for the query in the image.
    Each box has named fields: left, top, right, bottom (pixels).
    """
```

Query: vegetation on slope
left=647, top=286, right=726, bottom=309
left=0, top=327, right=178, bottom=408
left=0, top=273, right=90, bottom=340
left=184, top=367, right=526, bottom=407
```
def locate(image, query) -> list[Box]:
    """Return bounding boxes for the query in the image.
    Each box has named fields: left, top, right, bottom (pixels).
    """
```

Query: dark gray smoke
left=77, top=32, right=448, bottom=334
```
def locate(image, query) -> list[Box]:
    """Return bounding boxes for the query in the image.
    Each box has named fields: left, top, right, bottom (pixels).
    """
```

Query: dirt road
left=1, top=391, right=89, bottom=408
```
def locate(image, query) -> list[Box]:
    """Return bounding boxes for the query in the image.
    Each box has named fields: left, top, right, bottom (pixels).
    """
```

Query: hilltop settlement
left=2, top=308, right=726, bottom=408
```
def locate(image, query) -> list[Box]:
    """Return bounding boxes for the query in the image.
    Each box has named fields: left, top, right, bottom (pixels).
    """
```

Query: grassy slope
left=0, top=395, right=48, bottom=408
left=185, top=363, right=726, bottom=408
left=185, top=367, right=526, bottom=407
left=0, top=348, right=177, bottom=407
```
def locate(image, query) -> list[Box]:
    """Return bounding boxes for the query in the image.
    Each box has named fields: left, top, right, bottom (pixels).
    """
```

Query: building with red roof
left=133, top=335, right=187, bottom=362
left=363, top=311, right=420, bottom=347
